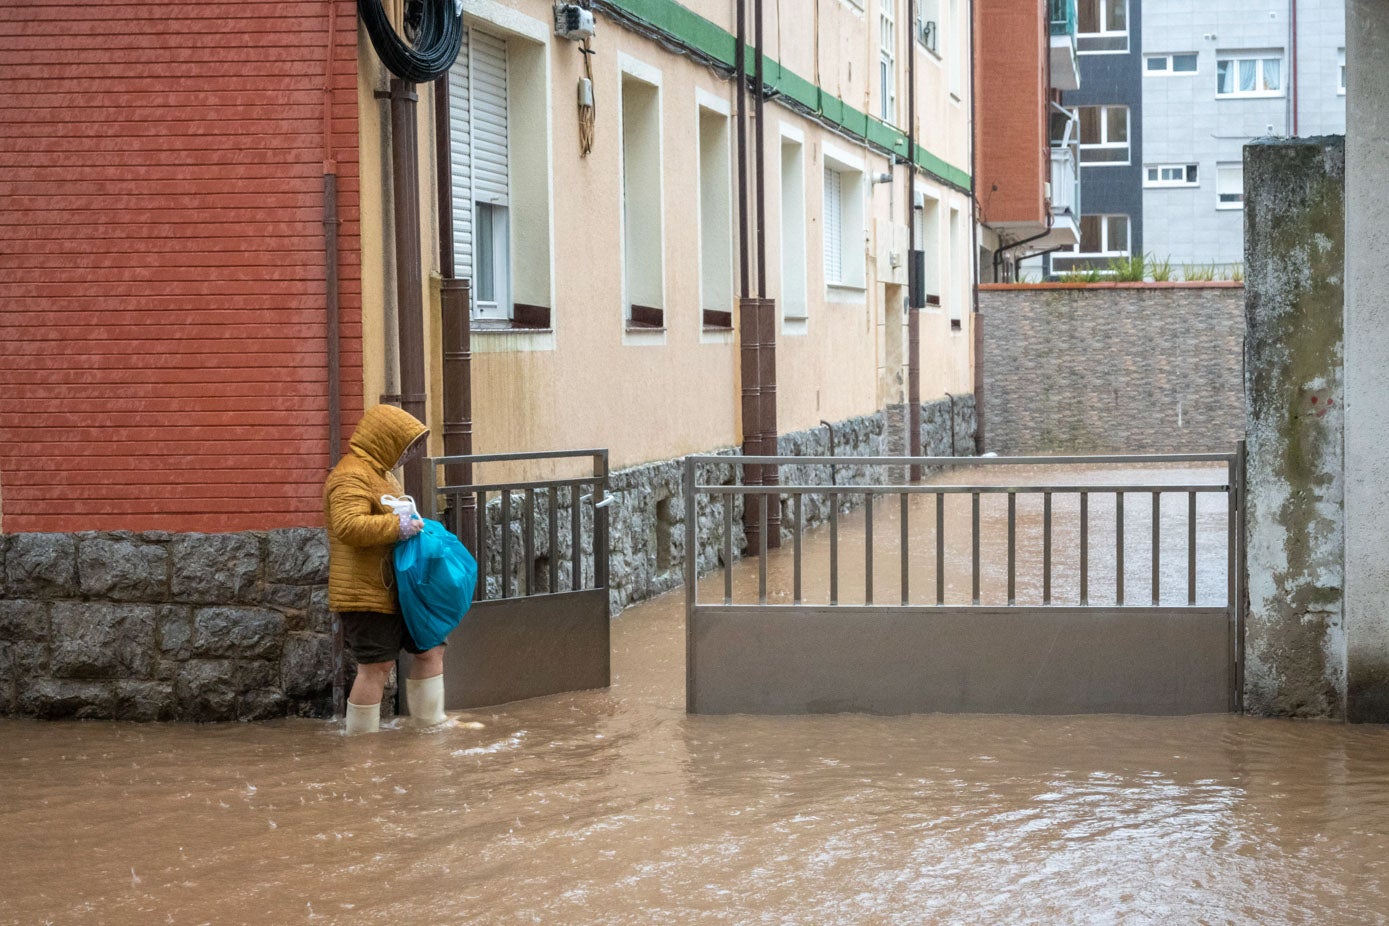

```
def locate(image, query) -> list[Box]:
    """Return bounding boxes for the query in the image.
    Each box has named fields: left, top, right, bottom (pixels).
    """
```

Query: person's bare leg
left=408, top=646, right=445, bottom=680
left=346, top=660, right=393, bottom=734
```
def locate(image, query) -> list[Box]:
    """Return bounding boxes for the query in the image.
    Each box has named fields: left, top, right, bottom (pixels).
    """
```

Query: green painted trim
left=610, top=0, right=972, bottom=192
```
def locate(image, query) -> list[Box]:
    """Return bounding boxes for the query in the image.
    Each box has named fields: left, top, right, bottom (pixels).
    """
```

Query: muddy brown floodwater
left=3, top=466, right=1389, bottom=925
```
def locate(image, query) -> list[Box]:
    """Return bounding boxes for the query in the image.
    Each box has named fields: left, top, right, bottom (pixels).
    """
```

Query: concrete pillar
left=1243, top=137, right=1346, bottom=718
left=1344, top=1, right=1389, bottom=722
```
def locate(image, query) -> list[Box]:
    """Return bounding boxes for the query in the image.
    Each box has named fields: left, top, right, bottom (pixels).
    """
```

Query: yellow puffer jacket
left=323, top=404, right=428, bottom=614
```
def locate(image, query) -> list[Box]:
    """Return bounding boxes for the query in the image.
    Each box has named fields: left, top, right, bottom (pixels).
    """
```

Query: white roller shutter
left=470, top=30, right=509, bottom=205
left=823, top=167, right=843, bottom=284
left=448, top=28, right=472, bottom=279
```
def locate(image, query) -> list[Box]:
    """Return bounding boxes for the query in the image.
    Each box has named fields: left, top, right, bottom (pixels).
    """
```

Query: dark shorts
left=339, top=610, right=439, bottom=664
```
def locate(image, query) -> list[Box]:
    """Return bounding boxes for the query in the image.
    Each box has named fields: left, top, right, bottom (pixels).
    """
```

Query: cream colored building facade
left=357, top=0, right=975, bottom=470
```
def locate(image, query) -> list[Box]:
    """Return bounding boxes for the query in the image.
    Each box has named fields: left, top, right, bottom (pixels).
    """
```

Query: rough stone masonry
left=0, top=398, right=976, bottom=722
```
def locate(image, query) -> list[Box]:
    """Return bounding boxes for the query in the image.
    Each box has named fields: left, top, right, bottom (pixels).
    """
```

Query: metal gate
left=419, top=449, right=613, bottom=709
left=682, top=448, right=1246, bottom=716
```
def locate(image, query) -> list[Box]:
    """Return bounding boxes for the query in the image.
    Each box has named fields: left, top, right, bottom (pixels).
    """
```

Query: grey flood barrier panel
left=682, top=451, right=1244, bottom=717
left=410, top=449, right=613, bottom=712
left=688, top=606, right=1232, bottom=716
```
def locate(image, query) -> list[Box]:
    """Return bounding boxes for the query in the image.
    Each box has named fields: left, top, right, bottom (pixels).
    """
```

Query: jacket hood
left=348, top=404, right=428, bottom=472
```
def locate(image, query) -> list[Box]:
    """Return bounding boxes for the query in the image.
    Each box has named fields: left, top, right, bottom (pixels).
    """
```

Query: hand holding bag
left=382, top=495, right=479, bottom=651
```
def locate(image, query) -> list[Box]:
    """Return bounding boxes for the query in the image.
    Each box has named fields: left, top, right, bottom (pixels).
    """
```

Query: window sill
left=826, top=282, right=867, bottom=292
left=1216, top=204, right=1245, bottom=211
left=472, top=320, right=552, bottom=333
left=1216, top=93, right=1286, bottom=100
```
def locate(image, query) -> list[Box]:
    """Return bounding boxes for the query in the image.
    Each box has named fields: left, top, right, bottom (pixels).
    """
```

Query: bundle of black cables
left=358, top=0, right=464, bottom=83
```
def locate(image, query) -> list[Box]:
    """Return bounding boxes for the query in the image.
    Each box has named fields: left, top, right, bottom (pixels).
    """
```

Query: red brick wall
left=0, top=0, right=362, bottom=532
left=973, top=0, right=1048, bottom=227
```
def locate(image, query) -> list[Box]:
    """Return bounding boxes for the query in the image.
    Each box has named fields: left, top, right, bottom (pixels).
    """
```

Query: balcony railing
left=1049, top=0, right=1077, bottom=36
left=1050, top=144, right=1080, bottom=224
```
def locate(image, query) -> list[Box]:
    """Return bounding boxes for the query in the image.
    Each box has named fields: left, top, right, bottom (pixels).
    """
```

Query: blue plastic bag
left=393, top=518, right=479, bottom=651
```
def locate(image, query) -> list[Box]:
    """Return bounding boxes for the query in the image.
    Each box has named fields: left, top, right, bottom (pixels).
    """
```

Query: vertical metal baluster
left=724, top=491, right=734, bottom=605
left=900, top=493, right=910, bottom=605
left=758, top=491, right=768, bottom=605
left=548, top=488, right=559, bottom=594
left=571, top=484, right=583, bottom=591
left=794, top=493, right=803, bottom=604
left=501, top=489, right=512, bottom=599
left=1115, top=491, right=1125, bottom=606
left=524, top=488, right=535, bottom=597
left=475, top=490, right=488, bottom=601
left=727, top=488, right=738, bottom=605
left=830, top=492, right=839, bottom=605
left=864, top=493, right=874, bottom=605
left=1188, top=490, right=1197, bottom=606
left=1007, top=491, right=1016, bottom=606
left=971, top=492, right=980, bottom=605
left=1080, top=491, right=1089, bottom=605
left=1043, top=491, right=1053, bottom=605
left=936, top=492, right=945, bottom=605
left=1151, top=491, right=1161, bottom=605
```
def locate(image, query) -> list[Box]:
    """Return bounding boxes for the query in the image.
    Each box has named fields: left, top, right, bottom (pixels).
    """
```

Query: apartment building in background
left=973, top=0, right=1083, bottom=282
left=1029, top=0, right=1345, bottom=277
left=1140, top=0, right=1345, bottom=271
left=1048, top=0, right=1144, bottom=276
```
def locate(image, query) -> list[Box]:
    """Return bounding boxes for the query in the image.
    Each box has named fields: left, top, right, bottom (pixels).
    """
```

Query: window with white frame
left=697, top=102, right=732, bottom=324
left=1339, top=47, right=1346, bottom=94
left=1068, top=214, right=1130, bottom=256
left=1077, top=0, right=1127, bottom=53
left=949, top=206, right=964, bottom=324
left=1145, top=163, right=1198, bottom=187
left=1145, top=53, right=1197, bottom=74
left=780, top=137, right=808, bottom=322
left=823, top=158, right=865, bottom=289
left=451, top=28, right=511, bottom=320
left=879, top=1, right=896, bottom=122
left=621, top=69, right=664, bottom=327
left=450, top=25, right=551, bottom=325
left=1216, top=52, right=1283, bottom=97
left=1216, top=163, right=1244, bottom=209
left=916, top=0, right=939, bottom=55
left=1075, top=105, right=1129, bottom=164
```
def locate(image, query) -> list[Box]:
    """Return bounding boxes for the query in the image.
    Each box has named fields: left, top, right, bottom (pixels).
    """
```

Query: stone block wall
left=0, top=529, right=332, bottom=721
left=0, top=403, right=980, bottom=722
left=979, top=283, right=1245, bottom=454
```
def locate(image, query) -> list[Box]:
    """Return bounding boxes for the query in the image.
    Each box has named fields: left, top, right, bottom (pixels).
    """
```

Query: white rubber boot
left=406, top=674, right=449, bottom=728
left=344, top=701, right=381, bottom=735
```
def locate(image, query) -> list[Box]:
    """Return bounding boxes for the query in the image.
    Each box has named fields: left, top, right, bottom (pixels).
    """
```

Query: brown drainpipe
left=754, top=0, right=780, bottom=548
left=434, top=71, right=476, bottom=546
left=736, top=0, right=763, bottom=553
left=907, top=0, right=922, bottom=480
left=379, top=77, right=429, bottom=500
left=322, top=0, right=341, bottom=469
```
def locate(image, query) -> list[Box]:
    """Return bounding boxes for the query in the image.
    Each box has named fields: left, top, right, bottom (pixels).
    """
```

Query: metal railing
left=1049, top=0, right=1077, bottom=36
left=1050, top=144, right=1081, bottom=224
left=683, top=448, right=1244, bottom=615
left=424, top=450, right=612, bottom=600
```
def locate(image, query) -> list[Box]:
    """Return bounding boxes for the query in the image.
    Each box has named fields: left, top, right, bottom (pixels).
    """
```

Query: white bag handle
left=380, top=494, right=420, bottom=519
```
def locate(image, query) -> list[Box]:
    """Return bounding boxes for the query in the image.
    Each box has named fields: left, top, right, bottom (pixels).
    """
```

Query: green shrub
left=1106, top=255, right=1147, bottom=282
left=1182, top=263, right=1217, bottom=282
left=1147, top=254, right=1174, bottom=282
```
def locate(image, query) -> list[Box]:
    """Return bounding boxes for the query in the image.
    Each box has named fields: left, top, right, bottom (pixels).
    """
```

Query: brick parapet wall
left=979, top=285, right=1245, bottom=454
